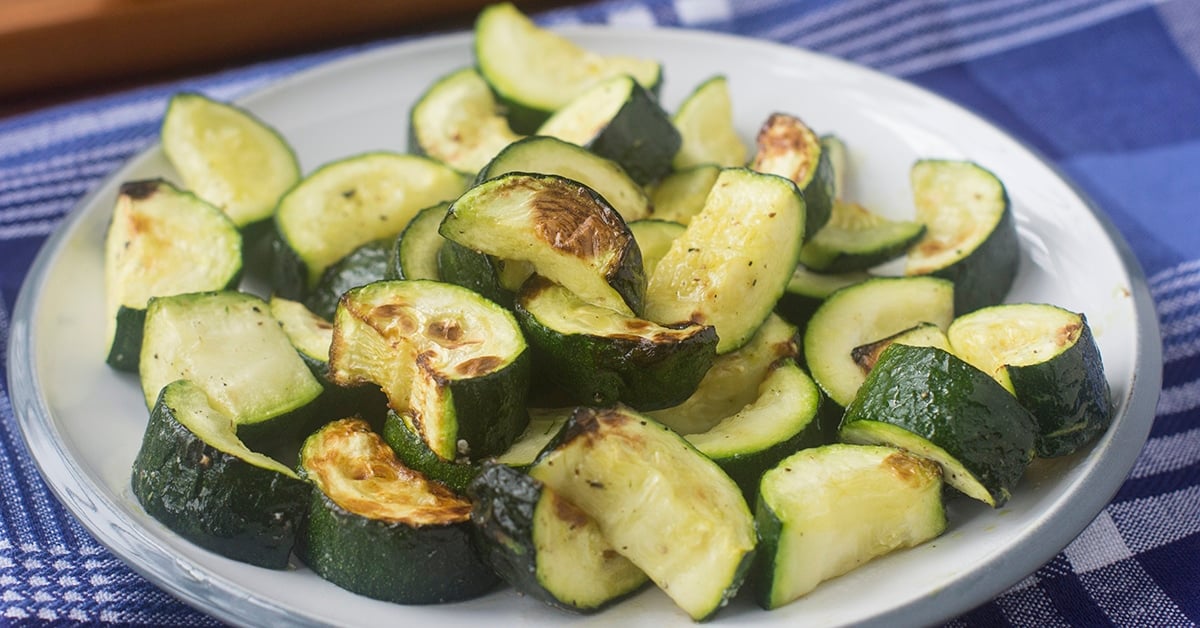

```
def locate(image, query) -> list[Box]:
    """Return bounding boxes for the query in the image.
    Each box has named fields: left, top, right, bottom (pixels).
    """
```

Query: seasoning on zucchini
left=297, top=417, right=498, bottom=604
left=754, top=444, right=946, bottom=609
left=515, top=275, right=717, bottom=410
left=476, top=135, right=651, bottom=222
left=803, top=276, right=955, bottom=407
left=328, top=280, right=530, bottom=461
left=388, top=202, right=447, bottom=281
left=131, top=379, right=309, bottom=569
left=645, top=167, right=805, bottom=354
left=648, top=164, right=720, bottom=225
left=469, top=462, right=648, bottom=613
left=840, top=343, right=1037, bottom=507
left=529, top=405, right=757, bottom=621
left=685, top=358, right=824, bottom=502
left=160, top=92, right=300, bottom=230
left=438, top=172, right=645, bottom=316
left=536, top=74, right=680, bottom=185
left=947, top=303, right=1113, bottom=457
left=649, top=313, right=799, bottom=436
left=303, top=238, right=392, bottom=320
left=773, top=264, right=870, bottom=332
left=271, top=152, right=467, bottom=299
left=474, top=2, right=662, bottom=133
left=409, top=67, right=523, bottom=173
left=798, top=200, right=925, bottom=273
left=905, top=159, right=1018, bottom=314
left=628, top=219, right=685, bottom=279
left=672, top=75, right=747, bottom=169
left=749, top=112, right=834, bottom=239
left=104, top=179, right=242, bottom=372
left=139, top=291, right=325, bottom=449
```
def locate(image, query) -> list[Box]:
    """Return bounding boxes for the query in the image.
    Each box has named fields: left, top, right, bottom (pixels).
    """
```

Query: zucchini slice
left=529, top=405, right=757, bottom=621
left=381, top=410, right=479, bottom=494
left=649, top=313, right=799, bottom=435
left=515, top=275, right=717, bottom=410
left=469, top=462, right=648, bottom=613
left=131, top=380, right=309, bottom=569
left=851, top=321, right=952, bottom=374
left=329, top=280, right=530, bottom=461
left=409, top=67, right=523, bottom=174
left=803, top=276, right=955, bottom=407
left=840, top=344, right=1037, bottom=507
left=388, top=202, right=447, bottom=281
left=672, top=75, right=747, bottom=169
left=645, top=168, right=805, bottom=354
left=439, top=172, right=645, bottom=316
left=477, top=135, right=651, bottom=222
left=647, top=164, right=720, bottom=226
left=798, top=200, right=925, bottom=273
left=685, top=358, right=824, bottom=501
left=536, top=74, right=680, bottom=185
left=754, top=444, right=946, bottom=609
left=160, top=92, right=300, bottom=230
left=139, top=291, right=325, bottom=447
left=774, top=264, right=870, bottom=331
left=104, top=179, right=242, bottom=372
left=628, top=219, right=685, bottom=279
left=493, top=407, right=569, bottom=470
left=304, top=238, right=391, bottom=320
left=749, top=113, right=835, bottom=238
left=268, top=296, right=332, bottom=379
left=474, top=2, right=662, bottom=133
left=297, top=418, right=498, bottom=604
left=947, top=304, right=1113, bottom=457
left=905, top=159, right=1019, bottom=314
left=271, top=152, right=467, bottom=298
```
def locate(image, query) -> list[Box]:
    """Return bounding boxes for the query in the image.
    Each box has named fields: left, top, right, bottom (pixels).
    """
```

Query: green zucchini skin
left=437, top=239, right=514, bottom=308
left=131, top=381, right=309, bottom=569
left=304, top=239, right=392, bottom=320
left=566, top=78, right=680, bottom=185
left=514, top=276, right=717, bottom=410
left=840, top=344, right=1037, bottom=507
left=297, top=419, right=498, bottom=604
left=107, top=306, right=147, bottom=371
left=382, top=411, right=480, bottom=494
left=468, top=462, right=648, bottom=614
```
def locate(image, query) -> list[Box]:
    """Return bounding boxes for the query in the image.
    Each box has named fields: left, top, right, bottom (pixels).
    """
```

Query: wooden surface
left=0, top=0, right=572, bottom=115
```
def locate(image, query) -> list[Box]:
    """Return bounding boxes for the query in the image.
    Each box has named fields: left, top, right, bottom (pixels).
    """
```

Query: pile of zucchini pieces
left=106, top=2, right=1114, bottom=621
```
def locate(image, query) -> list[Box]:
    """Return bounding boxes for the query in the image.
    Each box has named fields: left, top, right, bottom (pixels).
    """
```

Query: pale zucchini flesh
left=410, top=67, right=522, bottom=173
left=672, top=75, right=747, bottom=169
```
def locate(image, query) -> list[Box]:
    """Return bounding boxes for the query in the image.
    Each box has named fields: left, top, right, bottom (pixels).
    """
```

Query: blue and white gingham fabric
left=2, top=0, right=1197, bottom=625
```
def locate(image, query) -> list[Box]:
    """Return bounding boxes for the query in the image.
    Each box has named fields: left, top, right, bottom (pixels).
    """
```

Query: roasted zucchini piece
left=469, top=462, right=648, bottom=613
left=851, top=321, right=952, bottom=374
left=439, top=172, right=645, bottom=316
left=948, top=303, right=1113, bottom=457
left=380, top=411, right=479, bottom=494
left=160, top=92, right=300, bottom=230
left=754, top=444, right=946, bottom=608
left=477, top=135, right=651, bottom=222
left=303, top=238, right=391, bottom=320
left=529, top=405, right=757, bottom=621
left=750, top=113, right=835, bottom=238
left=628, top=219, right=685, bottom=279
left=536, top=74, right=680, bottom=185
left=840, top=344, right=1038, bottom=507
left=271, top=152, right=467, bottom=298
left=685, top=358, right=823, bottom=501
left=389, top=202, right=447, bottom=281
left=103, top=179, right=242, bottom=372
left=493, top=407, right=569, bottom=470
left=647, top=164, right=720, bottom=226
left=672, top=75, right=747, bottom=169
left=803, top=276, right=955, bottom=407
left=474, top=2, right=662, bottom=132
left=297, top=418, right=498, bottom=604
left=645, top=167, right=804, bottom=354
left=905, top=159, right=1019, bottom=314
left=515, top=275, right=717, bottom=410
left=799, top=200, right=925, bottom=273
left=774, top=264, right=870, bottom=331
left=649, top=313, right=799, bottom=435
left=409, top=67, right=522, bottom=174
left=268, top=296, right=333, bottom=380
left=139, top=291, right=325, bottom=448
left=131, top=380, right=309, bottom=569
left=329, top=280, right=530, bottom=461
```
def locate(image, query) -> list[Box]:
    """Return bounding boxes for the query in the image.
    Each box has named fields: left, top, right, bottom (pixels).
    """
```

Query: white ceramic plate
left=9, top=26, right=1162, bottom=628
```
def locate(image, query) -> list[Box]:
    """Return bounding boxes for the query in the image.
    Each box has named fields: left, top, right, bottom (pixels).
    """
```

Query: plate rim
left=6, top=24, right=1164, bottom=628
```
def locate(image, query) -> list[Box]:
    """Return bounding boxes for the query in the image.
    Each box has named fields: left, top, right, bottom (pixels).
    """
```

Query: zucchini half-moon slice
left=750, top=112, right=835, bottom=239
left=409, top=66, right=523, bottom=174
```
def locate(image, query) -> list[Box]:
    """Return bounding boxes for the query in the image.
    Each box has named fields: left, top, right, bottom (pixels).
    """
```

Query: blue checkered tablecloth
left=2, top=0, right=1197, bottom=625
